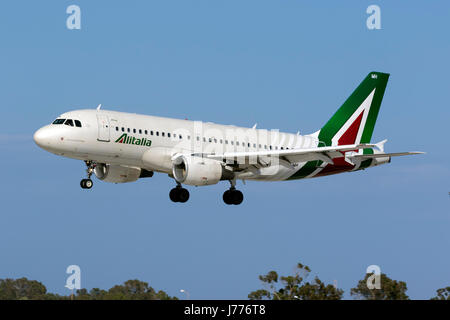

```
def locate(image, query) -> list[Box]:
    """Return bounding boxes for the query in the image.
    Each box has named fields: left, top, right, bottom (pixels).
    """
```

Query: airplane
left=34, top=71, right=423, bottom=205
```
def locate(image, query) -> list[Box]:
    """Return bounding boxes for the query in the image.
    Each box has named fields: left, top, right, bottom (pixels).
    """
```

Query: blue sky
left=0, top=1, right=449, bottom=299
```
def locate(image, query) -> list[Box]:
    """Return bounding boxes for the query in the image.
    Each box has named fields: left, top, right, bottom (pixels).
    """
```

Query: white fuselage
left=34, top=109, right=322, bottom=182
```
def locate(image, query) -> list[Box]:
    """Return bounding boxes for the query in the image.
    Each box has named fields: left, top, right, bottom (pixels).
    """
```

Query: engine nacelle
left=172, top=155, right=228, bottom=186
left=94, top=164, right=142, bottom=183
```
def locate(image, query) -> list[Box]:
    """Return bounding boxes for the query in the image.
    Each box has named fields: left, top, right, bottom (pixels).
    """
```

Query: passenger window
left=64, top=119, right=74, bottom=127
left=156, top=132, right=159, bottom=136
left=116, top=126, right=119, bottom=131
left=133, top=129, right=136, bottom=133
left=196, top=136, right=199, bottom=141
left=122, top=127, right=125, bottom=132
left=150, top=130, right=153, bottom=135
left=179, top=135, right=182, bottom=139
left=75, top=120, right=82, bottom=127
left=236, top=141, right=239, bottom=146
left=127, top=128, right=130, bottom=133
left=168, top=133, right=171, bottom=138
left=139, top=129, right=142, bottom=134
left=145, top=130, right=148, bottom=135
left=162, top=132, right=165, bottom=137
left=52, top=119, right=65, bottom=125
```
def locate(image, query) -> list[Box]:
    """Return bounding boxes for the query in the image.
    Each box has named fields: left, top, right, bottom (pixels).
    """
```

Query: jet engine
left=172, top=155, right=233, bottom=186
left=94, top=164, right=149, bottom=183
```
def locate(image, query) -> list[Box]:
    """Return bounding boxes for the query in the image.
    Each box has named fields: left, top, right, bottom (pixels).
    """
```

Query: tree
left=0, top=278, right=177, bottom=300
left=0, top=278, right=47, bottom=300
left=248, top=263, right=343, bottom=300
left=74, top=279, right=177, bottom=300
left=431, top=287, right=450, bottom=300
left=350, top=273, right=409, bottom=300
left=104, top=279, right=162, bottom=300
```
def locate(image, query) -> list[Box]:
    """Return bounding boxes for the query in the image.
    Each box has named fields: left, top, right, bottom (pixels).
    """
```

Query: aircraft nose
left=33, top=126, right=53, bottom=148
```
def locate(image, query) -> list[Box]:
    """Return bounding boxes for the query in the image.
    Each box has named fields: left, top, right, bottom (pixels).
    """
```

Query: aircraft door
left=96, top=114, right=110, bottom=142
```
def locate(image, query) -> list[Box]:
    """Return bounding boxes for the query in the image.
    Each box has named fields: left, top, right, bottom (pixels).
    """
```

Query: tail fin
left=318, top=72, right=389, bottom=147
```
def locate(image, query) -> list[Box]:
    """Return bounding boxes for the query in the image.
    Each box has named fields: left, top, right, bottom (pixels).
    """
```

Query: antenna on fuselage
left=96, top=104, right=102, bottom=110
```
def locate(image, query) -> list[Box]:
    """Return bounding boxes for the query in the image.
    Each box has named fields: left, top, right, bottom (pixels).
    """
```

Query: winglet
left=96, top=104, right=102, bottom=111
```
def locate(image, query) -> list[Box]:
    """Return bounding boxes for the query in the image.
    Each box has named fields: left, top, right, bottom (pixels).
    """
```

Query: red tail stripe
left=338, top=111, right=364, bottom=146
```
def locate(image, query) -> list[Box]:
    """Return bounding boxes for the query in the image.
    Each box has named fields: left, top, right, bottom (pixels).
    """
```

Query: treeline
left=0, top=263, right=449, bottom=300
left=0, top=279, right=177, bottom=300
left=248, top=262, right=450, bottom=300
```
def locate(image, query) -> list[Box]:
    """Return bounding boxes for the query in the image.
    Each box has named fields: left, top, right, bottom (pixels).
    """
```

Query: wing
left=201, top=143, right=424, bottom=167
left=202, top=143, right=378, bottom=165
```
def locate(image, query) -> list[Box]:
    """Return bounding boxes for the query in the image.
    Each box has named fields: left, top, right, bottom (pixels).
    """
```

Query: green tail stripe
left=318, top=72, right=389, bottom=146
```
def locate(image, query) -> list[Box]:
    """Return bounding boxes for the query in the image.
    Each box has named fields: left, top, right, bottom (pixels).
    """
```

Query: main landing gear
left=223, top=187, right=244, bottom=205
left=223, top=180, right=244, bottom=205
left=169, top=183, right=190, bottom=203
left=80, top=161, right=95, bottom=190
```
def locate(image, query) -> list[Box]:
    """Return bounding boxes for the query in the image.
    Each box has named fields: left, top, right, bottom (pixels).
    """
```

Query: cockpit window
left=64, top=119, right=74, bottom=127
left=52, top=119, right=65, bottom=125
left=75, top=120, right=82, bottom=127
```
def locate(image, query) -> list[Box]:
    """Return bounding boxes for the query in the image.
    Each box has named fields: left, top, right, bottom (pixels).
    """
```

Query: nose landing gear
left=80, top=161, right=95, bottom=189
left=80, top=179, right=93, bottom=189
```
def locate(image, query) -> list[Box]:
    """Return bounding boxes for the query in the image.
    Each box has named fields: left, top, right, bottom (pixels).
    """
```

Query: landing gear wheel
left=170, top=187, right=190, bottom=203
left=169, top=188, right=180, bottom=202
left=223, top=190, right=233, bottom=205
left=232, top=190, right=243, bottom=205
left=178, top=188, right=190, bottom=203
left=80, top=179, right=93, bottom=189
left=223, top=188, right=244, bottom=205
